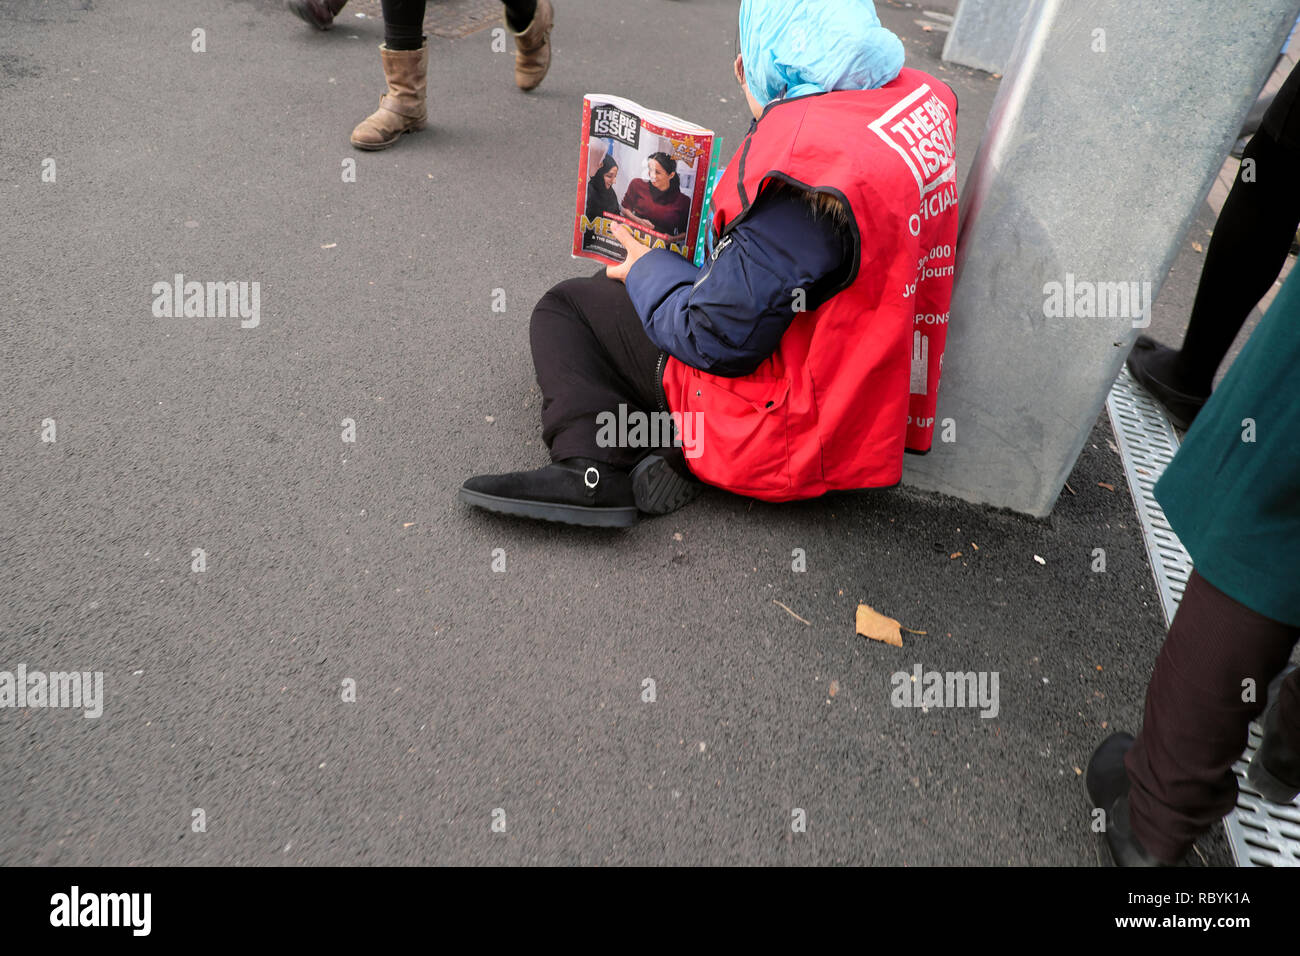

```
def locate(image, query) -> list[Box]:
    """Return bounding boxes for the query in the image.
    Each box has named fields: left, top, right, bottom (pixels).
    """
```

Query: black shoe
left=286, top=0, right=346, bottom=30
left=459, top=458, right=638, bottom=527
left=630, top=453, right=701, bottom=515
left=1247, top=665, right=1300, bottom=804
left=1126, top=335, right=1210, bottom=431
left=1086, top=733, right=1171, bottom=867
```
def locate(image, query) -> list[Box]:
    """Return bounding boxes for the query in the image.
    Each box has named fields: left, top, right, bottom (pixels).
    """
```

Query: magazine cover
left=572, top=94, right=719, bottom=268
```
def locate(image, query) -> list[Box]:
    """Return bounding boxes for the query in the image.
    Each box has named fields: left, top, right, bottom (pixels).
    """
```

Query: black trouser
left=529, top=271, right=674, bottom=472
left=381, top=0, right=538, bottom=48
left=1125, top=570, right=1300, bottom=863
left=1176, top=61, right=1300, bottom=392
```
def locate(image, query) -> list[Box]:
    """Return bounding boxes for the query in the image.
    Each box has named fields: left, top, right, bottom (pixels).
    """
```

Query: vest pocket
left=690, top=375, right=791, bottom=495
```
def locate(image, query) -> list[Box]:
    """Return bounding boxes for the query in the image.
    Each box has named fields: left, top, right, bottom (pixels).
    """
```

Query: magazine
left=572, top=94, right=721, bottom=269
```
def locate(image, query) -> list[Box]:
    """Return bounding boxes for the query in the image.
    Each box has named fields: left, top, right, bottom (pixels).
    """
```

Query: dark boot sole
left=631, top=455, right=700, bottom=515
left=350, top=126, right=423, bottom=151
left=1083, top=732, right=1169, bottom=866
left=458, top=487, right=637, bottom=528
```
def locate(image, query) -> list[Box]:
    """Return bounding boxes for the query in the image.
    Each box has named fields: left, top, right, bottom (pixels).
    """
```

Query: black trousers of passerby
left=381, top=0, right=538, bottom=48
left=1125, top=570, right=1300, bottom=863
left=529, top=272, right=678, bottom=472
left=1176, top=62, right=1300, bottom=392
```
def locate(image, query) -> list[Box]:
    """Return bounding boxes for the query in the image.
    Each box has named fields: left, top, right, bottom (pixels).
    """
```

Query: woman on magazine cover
left=585, top=155, right=622, bottom=222
left=459, top=0, right=959, bottom=528
left=620, top=153, right=692, bottom=240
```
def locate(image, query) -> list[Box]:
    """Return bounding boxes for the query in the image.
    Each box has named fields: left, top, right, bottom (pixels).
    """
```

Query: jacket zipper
left=654, top=350, right=669, bottom=413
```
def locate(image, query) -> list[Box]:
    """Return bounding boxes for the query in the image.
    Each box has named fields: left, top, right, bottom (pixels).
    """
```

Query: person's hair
left=806, top=191, right=849, bottom=226
left=647, top=152, right=680, bottom=190
left=764, top=179, right=850, bottom=230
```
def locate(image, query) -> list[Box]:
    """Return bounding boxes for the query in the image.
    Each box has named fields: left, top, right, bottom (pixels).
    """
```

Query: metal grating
left=1106, top=364, right=1300, bottom=867
left=1228, top=723, right=1300, bottom=866
left=1105, top=365, right=1192, bottom=626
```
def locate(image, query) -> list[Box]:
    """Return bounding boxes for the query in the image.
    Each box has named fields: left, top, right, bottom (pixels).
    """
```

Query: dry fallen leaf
left=856, top=603, right=903, bottom=647
left=949, top=551, right=962, bottom=559
left=828, top=679, right=839, bottom=698
left=1192, top=241, right=1204, bottom=253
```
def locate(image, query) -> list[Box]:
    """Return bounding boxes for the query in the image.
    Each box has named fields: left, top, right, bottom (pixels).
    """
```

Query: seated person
left=459, top=0, right=959, bottom=528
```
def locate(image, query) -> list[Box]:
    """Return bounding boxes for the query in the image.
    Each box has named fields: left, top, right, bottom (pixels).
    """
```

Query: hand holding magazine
left=572, top=94, right=721, bottom=268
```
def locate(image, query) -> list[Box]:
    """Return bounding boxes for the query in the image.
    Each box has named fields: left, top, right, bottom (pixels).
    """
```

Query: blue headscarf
left=739, top=0, right=905, bottom=107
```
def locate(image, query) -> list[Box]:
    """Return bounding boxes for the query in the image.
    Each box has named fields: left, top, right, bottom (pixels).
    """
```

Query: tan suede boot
left=510, top=0, right=554, bottom=92
left=350, top=44, right=428, bottom=151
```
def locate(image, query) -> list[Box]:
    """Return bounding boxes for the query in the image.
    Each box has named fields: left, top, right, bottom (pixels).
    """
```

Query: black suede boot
left=1085, top=733, right=1172, bottom=867
left=459, top=458, right=638, bottom=527
left=1125, top=335, right=1210, bottom=430
left=1247, top=666, right=1300, bottom=805
left=630, top=453, right=701, bottom=515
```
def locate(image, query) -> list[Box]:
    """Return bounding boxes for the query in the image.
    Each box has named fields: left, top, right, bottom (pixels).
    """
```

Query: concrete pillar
left=902, top=0, right=1300, bottom=517
left=942, top=0, right=1034, bottom=74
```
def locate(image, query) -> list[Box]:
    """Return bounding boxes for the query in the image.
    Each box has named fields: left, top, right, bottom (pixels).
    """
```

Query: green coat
left=1155, top=265, right=1300, bottom=628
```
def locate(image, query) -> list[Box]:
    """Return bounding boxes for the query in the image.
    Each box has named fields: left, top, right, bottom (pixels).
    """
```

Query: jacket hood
left=739, top=0, right=905, bottom=107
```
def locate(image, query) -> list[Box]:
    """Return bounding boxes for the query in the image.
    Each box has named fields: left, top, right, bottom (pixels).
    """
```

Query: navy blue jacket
left=625, top=185, right=851, bottom=378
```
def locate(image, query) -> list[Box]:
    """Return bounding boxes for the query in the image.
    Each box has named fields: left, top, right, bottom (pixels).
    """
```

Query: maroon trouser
left=1125, top=570, right=1300, bottom=863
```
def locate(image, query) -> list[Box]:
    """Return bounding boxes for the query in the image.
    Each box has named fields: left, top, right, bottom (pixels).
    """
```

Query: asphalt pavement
left=0, top=0, right=1235, bottom=865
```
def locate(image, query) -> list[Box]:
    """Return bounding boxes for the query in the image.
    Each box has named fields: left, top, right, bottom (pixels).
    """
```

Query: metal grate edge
left=1228, top=723, right=1300, bottom=866
left=1105, top=365, right=1192, bottom=627
left=1106, top=365, right=1300, bottom=867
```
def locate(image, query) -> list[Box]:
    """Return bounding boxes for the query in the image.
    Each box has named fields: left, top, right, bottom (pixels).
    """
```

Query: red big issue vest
left=662, top=68, right=958, bottom=501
